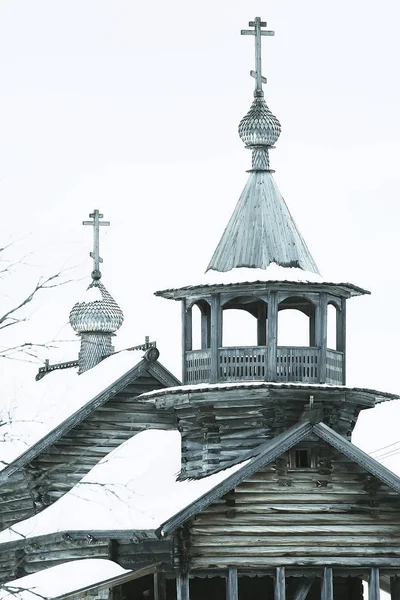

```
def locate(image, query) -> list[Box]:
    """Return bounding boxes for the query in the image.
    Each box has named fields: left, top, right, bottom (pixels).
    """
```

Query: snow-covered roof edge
left=0, top=355, right=179, bottom=483
left=140, top=380, right=399, bottom=402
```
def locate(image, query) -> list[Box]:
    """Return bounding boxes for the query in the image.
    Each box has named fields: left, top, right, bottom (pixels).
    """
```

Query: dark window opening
left=294, top=449, right=311, bottom=468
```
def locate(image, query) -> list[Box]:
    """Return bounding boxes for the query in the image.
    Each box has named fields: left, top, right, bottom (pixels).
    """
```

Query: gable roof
left=206, top=171, right=320, bottom=275
left=0, top=351, right=179, bottom=482
left=2, top=421, right=400, bottom=549
left=158, top=421, right=400, bottom=537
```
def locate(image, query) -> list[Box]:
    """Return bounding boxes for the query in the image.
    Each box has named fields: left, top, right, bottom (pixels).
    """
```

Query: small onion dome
left=239, top=96, right=281, bottom=147
left=69, top=281, right=124, bottom=334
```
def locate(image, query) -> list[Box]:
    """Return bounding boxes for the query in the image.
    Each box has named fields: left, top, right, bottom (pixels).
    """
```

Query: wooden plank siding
left=0, top=374, right=175, bottom=531
left=187, top=442, right=400, bottom=568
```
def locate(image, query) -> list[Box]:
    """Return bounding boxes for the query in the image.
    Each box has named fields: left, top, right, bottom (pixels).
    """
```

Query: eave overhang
left=155, top=280, right=370, bottom=301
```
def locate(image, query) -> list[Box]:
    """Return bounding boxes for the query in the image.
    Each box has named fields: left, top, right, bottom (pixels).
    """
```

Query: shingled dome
left=69, top=281, right=124, bottom=334
left=238, top=96, right=281, bottom=147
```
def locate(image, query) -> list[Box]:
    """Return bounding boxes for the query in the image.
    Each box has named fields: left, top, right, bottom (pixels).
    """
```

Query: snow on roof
left=0, top=559, right=130, bottom=600
left=0, top=351, right=143, bottom=473
left=0, top=430, right=245, bottom=543
left=203, top=264, right=324, bottom=285
left=140, top=380, right=400, bottom=402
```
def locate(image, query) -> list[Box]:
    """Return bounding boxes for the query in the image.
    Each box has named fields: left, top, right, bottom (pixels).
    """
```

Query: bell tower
left=157, top=19, right=366, bottom=389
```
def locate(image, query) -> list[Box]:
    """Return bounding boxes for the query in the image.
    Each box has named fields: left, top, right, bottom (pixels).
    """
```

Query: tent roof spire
left=206, top=18, right=320, bottom=276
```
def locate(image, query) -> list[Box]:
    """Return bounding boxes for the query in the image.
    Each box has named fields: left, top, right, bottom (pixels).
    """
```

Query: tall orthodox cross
left=241, top=17, right=274, bottom=97
left=83, top=209, right=110, bottom=280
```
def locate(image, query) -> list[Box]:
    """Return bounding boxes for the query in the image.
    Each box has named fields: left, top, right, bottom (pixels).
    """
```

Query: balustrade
left=184, top=346, right=344, bottom=386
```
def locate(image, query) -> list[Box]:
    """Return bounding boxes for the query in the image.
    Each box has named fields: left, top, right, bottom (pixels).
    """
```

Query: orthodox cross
left=241, top=17, right=274, bottom=96
left=83, top=209, right=110, bottom=280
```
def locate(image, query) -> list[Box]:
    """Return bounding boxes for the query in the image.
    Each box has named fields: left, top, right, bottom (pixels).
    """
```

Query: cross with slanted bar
left=83, top=209, right=110, bottom=280
left=241, top=17, right=274, bottom=96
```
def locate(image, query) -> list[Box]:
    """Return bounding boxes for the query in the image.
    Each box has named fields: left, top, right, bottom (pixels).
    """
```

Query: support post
left=154, top=572, right=167, bottom=600
left=267, top=291, right=278, bottom=381
left=181, top=300, right=192, bottom=384
left=321, top=567, right=333, bottom=600
left=339, top=298, right=347, bottom=384
left=210, top=294, right=222, bottom=383
left=274, top=567, right=285, bottom=600
left=257, top=302, right=267, bottom=346
left=390, top=575, right=400, bottom=600
left=226, top=568, right=238, bottom=600
left=176, top=571, right=190, bottom=600
left=317, top=293, right=327, bottom=383
left=369, top=568, right=380, bottom=600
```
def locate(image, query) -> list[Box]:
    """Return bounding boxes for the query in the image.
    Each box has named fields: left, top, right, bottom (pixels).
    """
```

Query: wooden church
left=0, top=16, right=399, bottom=600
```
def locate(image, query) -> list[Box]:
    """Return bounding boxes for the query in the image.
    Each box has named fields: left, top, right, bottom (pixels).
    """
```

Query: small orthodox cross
left=241, top=17, right=275, bottom=96
left=83, top=209, right=110, bottom=280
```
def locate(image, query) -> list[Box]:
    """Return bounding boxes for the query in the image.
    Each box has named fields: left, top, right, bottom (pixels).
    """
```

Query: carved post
left=201, top=304, right=211, bottom=349
left=267, top=291, right=278, bottom=381
left=369, top=568, right=380, bottom=600
left=226, top=568, right=238, bottom=600
left=338, top=298, right=347, bottom=384
left=274, top=567, right=285, bottom=600
left=176, top=571, right=189, bottom=600
left=321, top=567, right=333, bottom=600
left=210, top=293, right=222, bottom=383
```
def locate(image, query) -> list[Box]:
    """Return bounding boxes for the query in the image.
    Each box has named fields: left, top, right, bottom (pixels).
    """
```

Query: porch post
left=181, top=300, right=192, bottom=384
left=321, top=567, right=333, bottom=600
left=226, top=568, right=238, bottom=600
left=176, top=571, right=189, bottom=600
left=274, top=566, right=285, bottom=600
left=369, top=567, right=380, bottom=600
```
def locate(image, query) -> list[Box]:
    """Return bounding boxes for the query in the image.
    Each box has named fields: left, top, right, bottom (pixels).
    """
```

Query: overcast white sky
left=0, top=0, right=399, bottom=468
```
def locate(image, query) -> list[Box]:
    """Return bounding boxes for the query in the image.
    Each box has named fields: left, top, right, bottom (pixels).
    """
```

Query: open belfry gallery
left=0, top=16, right=399, bottom=600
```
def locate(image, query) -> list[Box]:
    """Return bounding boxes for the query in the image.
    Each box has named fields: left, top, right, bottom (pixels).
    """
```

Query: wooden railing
left=184, top=346, right=344, bottom=385
left=185, top=349, right=211, bottom=384
left=219, top=346, right=267, bottom=381
left=276, top=347, right=319, bottom=383
left=326, top=348, right=344, bottom=385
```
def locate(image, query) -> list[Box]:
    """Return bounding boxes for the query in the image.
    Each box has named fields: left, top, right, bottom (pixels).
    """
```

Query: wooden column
left=176, top=571, right=190, bottom=600
left=210, top=293, right=222, bottom=383
left=181, top=300, right=192, bottom=384
left=154, top=572, right=167, bottom=600
left=390, top=575, right=400, bottom=599
left=316, top=293, right=327, bottom=383
left=257, top=302, right=267, bottom=346
left=339, top=298, right=347, bottom=384
left=226, top=568, right=238, bottom=600
left=274, top=567, right=285, bottom=600
left=369, top=568, right=380, bottom=600
left=321, top=567, right=333, bottom=600
left=267, top=291, right=278, bottom=381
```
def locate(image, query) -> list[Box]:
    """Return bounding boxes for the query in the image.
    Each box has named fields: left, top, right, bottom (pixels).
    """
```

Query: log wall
left=188, top=441, right=400, bottom=568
